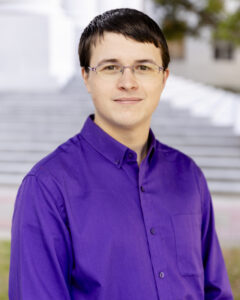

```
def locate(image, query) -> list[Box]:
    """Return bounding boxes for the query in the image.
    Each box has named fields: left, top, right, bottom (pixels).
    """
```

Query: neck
left=93, top=115, right=150, bottom=166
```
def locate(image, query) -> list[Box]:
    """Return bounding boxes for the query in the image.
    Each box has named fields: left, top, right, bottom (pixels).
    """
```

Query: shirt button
left=159, top=272, right=165, bottom=279
left=128, top=153, right=133, bottom=158
left=150, top=227, right=156, bottom=235
left=140, top=186, right=145, bottom=192
left=115, top=159, right=120, bottom=165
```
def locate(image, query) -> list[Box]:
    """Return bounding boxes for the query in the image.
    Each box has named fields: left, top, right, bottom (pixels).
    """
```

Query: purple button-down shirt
left=9, top=114, right=233, bottom=299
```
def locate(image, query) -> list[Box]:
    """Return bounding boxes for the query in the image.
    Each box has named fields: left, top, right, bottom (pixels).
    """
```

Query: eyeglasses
left=88, top=62, right=165, bottom=80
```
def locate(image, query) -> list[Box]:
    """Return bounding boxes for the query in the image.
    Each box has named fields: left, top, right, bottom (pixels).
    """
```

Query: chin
left=115, top=117, right=143, bottom=129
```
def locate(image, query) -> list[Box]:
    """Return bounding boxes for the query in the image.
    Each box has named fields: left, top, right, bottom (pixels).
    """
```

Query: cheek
left=90, top=81, right=114, bottom=103
left=143, top=81, right=163, bottom=99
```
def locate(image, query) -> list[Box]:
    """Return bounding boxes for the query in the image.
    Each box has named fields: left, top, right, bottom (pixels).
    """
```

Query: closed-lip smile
left=114, top=97, right=142, bottom=103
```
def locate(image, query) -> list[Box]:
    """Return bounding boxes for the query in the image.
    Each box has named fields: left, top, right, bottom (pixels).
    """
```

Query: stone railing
left=162, top=75, right=240, bottom=135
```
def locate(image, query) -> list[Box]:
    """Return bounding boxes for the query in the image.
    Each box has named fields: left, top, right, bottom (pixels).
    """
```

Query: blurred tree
left=153, top=0, right=240, bottom=45
left=214, top=9, right=240, bottom=45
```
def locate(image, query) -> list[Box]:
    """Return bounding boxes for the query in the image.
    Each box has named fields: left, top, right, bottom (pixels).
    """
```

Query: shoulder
left=17, top=133, right=84, bottom=218
left=24, top=132, right=83, bottom=184
left=156, top=140, right=200, bottom=170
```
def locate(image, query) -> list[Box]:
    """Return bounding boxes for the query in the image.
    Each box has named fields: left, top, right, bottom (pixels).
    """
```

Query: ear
left=81, top=67, right=91, bottom=93
left=162, top=68, right=170, bottom=88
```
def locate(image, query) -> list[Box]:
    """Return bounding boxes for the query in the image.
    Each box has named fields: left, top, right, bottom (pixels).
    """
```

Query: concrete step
left=0, top=142, right=58, bottom=152
left=193, top=156, right=240, bottom=169
left=0, top=102, right=91, bottom=111
left=0, top=174, right=24, bottom=186
left=0, top=162, right=33, bottom=174
left=0, top=151, right=47, bottom=163
left=202, top=168, right=240, bottom=181
left=0, top=134, right=67, bottom=143
left=0, top=123, right=81, bottom=132
left=208, top=181, right=240, bottom=195
left=160, top=136, right=240, bottom=147
left=173, top=145, right=240, bottom=157
left=155, top=126, right=235, bottom=136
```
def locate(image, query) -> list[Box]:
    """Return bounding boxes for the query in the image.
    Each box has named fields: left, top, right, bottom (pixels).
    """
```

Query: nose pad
left=118, top=67, right=138, bottom=89
left=121, top=65, right=135, bottom=75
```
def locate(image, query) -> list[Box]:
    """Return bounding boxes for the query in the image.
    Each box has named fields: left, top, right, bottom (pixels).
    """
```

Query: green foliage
left=205, top=0, right=224, bottom=14
left=162, top=19, right=188, bottom=40
left=154, top=0, right=195, bottom=10
left=153, top=0, right=240, bottom=45
left=214, top=9, right=240, bottom=45
left=154, top=0, right=197, bottom=40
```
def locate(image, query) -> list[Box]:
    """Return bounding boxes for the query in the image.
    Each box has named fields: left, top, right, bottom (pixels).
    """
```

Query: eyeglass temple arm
left=88, top=67, right=97, bottom=72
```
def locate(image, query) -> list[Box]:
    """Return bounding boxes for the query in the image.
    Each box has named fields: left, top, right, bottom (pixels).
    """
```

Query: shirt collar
left=80, top=114, right=157, bottom=168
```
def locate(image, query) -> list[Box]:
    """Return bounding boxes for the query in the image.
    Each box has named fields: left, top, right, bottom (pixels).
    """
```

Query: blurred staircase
left=1, top=74, right=240, bottom=199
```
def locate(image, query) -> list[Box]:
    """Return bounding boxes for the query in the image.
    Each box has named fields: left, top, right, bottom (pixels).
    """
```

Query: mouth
left=114, top=97, right=143, bottom=104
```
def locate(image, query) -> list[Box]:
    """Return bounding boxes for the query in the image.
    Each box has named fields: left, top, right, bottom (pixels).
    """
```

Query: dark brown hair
left=78, top=8, right=170, bottom=72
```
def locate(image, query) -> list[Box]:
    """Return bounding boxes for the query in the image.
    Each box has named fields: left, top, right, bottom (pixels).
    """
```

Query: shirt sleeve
left=197, top=167, right=233, bottom=299
left=9, top=174, right=73, bottom=300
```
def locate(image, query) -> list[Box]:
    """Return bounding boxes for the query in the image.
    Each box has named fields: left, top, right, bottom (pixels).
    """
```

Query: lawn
left=222, top=247, right=240, bottom=299
left=0, top=241, right=10, bottom=300
left=1, top=241, right=240, bottom=299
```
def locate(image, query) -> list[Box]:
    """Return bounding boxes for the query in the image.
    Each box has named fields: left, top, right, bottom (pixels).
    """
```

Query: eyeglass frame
left=87, top=61, right=165, bottom=75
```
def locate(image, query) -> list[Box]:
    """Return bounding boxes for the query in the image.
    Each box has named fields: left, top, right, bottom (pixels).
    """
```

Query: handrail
left=162, top=75, right=240, bottom=135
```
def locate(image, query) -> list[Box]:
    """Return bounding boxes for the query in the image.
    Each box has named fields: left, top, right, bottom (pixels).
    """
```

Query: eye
left=136, top=64, right=150, bottom=71
left=134, top=63, right=157, bottom=74
left=100, top=64, right=121, bottom=73
left=104, top=65, right=117, bottom=70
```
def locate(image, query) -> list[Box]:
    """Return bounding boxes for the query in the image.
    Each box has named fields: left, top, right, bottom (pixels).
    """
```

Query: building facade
left=0, top=0, right=239, bottom=92
left=0, top=0, right=144, bottom=92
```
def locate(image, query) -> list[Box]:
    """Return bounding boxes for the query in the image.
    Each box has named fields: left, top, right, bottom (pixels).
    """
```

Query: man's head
left=79, top=8, right=170, bottom=73
left=78, top=8, right=170, bottom=132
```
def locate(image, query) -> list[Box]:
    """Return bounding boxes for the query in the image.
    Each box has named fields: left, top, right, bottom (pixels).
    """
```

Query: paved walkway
left=0, top=186, right=16, bottom=240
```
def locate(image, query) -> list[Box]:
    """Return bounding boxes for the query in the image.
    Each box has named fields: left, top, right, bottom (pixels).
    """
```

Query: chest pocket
left=171, top=213, right=203, bottom=276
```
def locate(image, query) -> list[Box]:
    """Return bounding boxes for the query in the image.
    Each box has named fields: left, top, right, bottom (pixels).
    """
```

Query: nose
left=116, top=67, right=139, bottom=90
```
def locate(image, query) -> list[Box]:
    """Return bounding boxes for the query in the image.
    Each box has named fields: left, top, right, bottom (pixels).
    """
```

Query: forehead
left=89, top=32, right=162, bottom=65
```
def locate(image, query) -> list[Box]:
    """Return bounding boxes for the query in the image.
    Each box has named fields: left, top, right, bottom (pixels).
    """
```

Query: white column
left=0, top=0, right=62, bottom=14
left=98, top=0, right=145, bottom=14
left=62, top=0, right=97, bottom=28
left=0, top=0, right=76, bottom=92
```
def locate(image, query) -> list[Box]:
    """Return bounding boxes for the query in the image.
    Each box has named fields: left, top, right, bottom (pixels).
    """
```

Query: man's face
left=82, top=32, right=169, bottom=130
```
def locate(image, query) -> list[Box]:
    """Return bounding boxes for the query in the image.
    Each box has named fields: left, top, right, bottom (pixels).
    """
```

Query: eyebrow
left=96, top=58, right=158, bottom=65
left=134, top=59, right=158, bottom=64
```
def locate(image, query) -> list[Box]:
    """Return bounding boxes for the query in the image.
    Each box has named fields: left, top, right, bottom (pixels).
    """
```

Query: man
left=9, top=8, right=233, bottom=300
